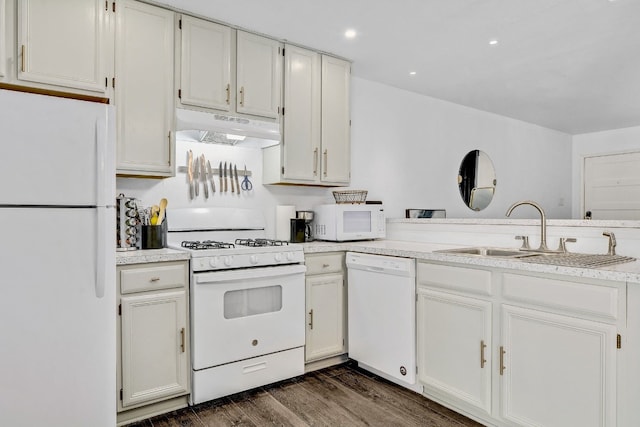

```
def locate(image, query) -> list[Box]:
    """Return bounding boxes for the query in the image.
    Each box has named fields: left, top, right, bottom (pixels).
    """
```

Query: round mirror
left=458, top=150, right=496, bottom=211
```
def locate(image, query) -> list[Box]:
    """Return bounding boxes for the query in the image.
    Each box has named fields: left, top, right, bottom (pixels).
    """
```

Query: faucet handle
left=603, top=231, right=617, bottom=255
left=557, top=237, right=576, bottom=253
left=515, top=235, right=530, bottom=250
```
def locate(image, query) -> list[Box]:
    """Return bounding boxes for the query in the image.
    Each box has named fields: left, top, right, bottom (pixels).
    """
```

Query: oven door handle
left=194, top=264, right=307, bottom=284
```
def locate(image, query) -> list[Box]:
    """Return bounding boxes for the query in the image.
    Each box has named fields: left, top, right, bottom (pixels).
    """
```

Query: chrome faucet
left=603, top=231, right=617, bottom=255
left=505, top=200, right=549, bottom=252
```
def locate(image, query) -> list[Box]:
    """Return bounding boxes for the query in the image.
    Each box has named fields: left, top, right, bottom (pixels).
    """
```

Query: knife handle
left=230, top=171, right=235, bottom=193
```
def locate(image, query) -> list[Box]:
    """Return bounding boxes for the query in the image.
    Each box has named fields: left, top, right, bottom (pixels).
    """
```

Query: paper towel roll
left=275, top=205, right=296, bottom=241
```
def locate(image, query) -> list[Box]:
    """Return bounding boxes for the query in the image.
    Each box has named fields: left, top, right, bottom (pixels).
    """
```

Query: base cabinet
left=304, top=252, right=346, bottom=362
left=417, top=261, right=621, bottom=427
left=117, top=260, right=190, bottom=422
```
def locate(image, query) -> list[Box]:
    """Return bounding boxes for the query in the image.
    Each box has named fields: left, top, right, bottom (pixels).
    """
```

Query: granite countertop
left=116, top=248, right=190, bottom=265
left=302, top=240, right=640, bottom=284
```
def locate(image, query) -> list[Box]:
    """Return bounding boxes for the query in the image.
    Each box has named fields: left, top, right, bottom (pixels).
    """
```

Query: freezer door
left=0, top=90, right=114, bottom=206
left=0, top=207, right=116, bottom=426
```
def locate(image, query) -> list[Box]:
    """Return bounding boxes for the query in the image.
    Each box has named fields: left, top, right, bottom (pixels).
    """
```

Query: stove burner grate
left=235, top=238, right=290, bottom=247
left=181, top=240, right=235, bottom=250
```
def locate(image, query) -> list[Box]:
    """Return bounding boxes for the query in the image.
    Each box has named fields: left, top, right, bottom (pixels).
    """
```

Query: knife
left=207, top=160, right=215, bottom=193
left=201, top=154, right=209, bottom=199
left=230, top=162, right=235, bottom=193
left=187, top=150, right=194, bottom=199
left=219, top=161, right=223, bottom=193
left=234, top=164, right=241, bottom=194
left=193, top=157, right=199, bottom=197
left=224, top=161, right=228, bottom=192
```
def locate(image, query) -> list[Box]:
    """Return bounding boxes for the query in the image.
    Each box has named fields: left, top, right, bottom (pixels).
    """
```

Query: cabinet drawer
left=120, top=262, right=187, bottom=294
left=417, top=262, right=492, bottom=296
left=305, top=252, right=344, bottom=275
left=502, top=273, right=620, bottom=321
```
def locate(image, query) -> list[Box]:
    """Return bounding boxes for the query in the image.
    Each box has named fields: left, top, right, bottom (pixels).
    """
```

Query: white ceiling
left=156, top=0, right=640, bottom=135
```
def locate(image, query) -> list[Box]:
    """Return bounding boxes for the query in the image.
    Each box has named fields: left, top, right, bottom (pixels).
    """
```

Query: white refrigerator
left=0, top=90, right=116, bottom=426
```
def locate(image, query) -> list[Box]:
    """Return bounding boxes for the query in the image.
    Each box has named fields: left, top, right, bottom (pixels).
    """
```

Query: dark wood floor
left=126, top=362, right=484, bottom=427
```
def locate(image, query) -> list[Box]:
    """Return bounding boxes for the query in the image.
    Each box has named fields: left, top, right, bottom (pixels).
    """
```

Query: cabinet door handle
left=308, top=309, right=314, bottom=330
left=480, top=340, right=487, bottom=368
left=323, top=149, right=328, bottom=177
left=225, top=84, right=230, bottom=104
left=149, top=276, right=160, bottom=282
left=313, top=148, right=318, bottom=176
left=21, top=45, right=25, bottom=72
left=499, top=346, right=506, bottom=375
left=180, top=328, right=186, bottom=353
left=239, top=86, right=245, bottom=106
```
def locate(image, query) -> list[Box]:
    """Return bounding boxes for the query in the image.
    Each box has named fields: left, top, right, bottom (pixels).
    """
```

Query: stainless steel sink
left=436, top=247, right=533, bottom=258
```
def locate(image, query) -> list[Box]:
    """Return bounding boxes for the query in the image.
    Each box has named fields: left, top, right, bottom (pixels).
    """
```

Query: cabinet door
left=305, top=273, right=345, bottom=361
left=121, top=290, right=188, bottom=408
left=179, top=16, right=231, bottom=111
left=501, top=305, right=616, bottom=427
left=17, top=0, right=107, bottom=93
left=417, top=288, right=492, bottom=414
left=282, top=44, right=320, bottom=182
left=236, top=31, right=281, bottom=119
left=321, top=55, right=350, bottom=184
left=115, top=0, right=174, bottom=176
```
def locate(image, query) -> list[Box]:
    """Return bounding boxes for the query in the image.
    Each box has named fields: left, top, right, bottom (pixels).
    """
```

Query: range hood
left=175, top=108, right=280, bottom=148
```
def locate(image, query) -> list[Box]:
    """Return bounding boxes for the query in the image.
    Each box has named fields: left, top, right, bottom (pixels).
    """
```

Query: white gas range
left=167, top=208, right=306, bottom=404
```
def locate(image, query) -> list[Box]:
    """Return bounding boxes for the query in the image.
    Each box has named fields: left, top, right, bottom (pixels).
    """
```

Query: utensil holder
left=141, top=221, right=167, bottom=249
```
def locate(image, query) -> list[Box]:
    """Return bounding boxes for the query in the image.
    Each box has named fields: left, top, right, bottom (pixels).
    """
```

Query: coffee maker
left=293, top=210, right=315, bottom=242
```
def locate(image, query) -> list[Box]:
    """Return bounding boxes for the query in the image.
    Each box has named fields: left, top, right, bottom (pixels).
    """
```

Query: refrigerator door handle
left=95, top=115, right=106, bottom=207
left=95, top=207, right=106, bottom=298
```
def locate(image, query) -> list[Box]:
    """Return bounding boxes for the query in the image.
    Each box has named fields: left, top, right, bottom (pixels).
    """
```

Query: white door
left=120, top=290, right=188, bottom=408
left=584, top=152, right=640, bottom=219
left=282, top=44, right=320, bottom=182
left=18, top=0, right=107, bottom=93
left=321, top=55, right=351, bottom=184
left=0, top=208, right=115, bottom=426
left=305, top=273, right=345, bottom=361
left=0, top=89, right=110, bottom=205
left=115, top=0, right=174, bottom=176
left=501, top=305, right=616, bottom=427
left=179, top=16, right=231, bottom=111
left=417, top=289, right=492, bottom=414
left=236, top=31, right=282, bottom=119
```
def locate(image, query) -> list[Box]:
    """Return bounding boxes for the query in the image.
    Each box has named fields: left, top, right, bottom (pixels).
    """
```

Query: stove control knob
left=286, top=252, right=295, bottom=261
left=274, top=253, right=282, bottom=262
left=250, top=255, right=259, bottom=265
left=209, top=257, right=218, bottom=268
left=224, top=256, right=233, bottom=267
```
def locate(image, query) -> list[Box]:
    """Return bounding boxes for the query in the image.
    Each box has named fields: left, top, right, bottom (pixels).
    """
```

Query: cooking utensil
left=230, top=162, right=236, bottom=193
left=224, top=161, right=228, bottom=192
left=241, top=165, right=252, bottom=191
left=207, top=160, right=215, bottom=193
left=193, top=157, right=200, bottom=197
left=219, top=161, right=223, bottom=193
left=200, top=155, right=209, bottom=199
left=187, top=150, right=194, bottom=199
left=234, top=164, right=240, bottom=194
left=157, top=198, right=168, bottom=225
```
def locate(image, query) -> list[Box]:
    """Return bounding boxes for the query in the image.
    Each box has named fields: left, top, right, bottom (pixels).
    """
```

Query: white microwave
left=313, top=204, right=385, bottom=242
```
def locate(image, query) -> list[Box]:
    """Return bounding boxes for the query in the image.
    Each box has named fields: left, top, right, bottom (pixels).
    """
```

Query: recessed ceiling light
left=409, top=71, right=417, bottom=76
left=345, top=29, right=357, bottom=39
left=489, top=39, right=499, bottom=46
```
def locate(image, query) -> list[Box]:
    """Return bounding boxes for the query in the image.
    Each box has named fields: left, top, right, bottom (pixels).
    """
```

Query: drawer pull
left=499, top=346, right=506, bottom=375
left=322, top=263, right=330, bottom=268
left=180, top=328, right=185, bottom=353
left=480, top=340, right=487, bottom=368
left=149, top=277, right=161, bottom=282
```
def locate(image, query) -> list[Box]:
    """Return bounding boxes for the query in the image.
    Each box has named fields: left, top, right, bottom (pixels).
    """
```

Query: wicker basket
left=333, top=190, right=368, bottom=204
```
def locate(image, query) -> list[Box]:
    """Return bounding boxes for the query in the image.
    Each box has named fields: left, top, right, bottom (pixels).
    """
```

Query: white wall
left=117, top=77, right=575, bottom=234
left=349, top=77, right=573, bottom=219
left=571, top=125, right=640, bottom=219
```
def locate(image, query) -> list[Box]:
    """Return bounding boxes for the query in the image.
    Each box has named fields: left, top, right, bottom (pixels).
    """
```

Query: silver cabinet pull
left=239, top=86, right=245, bottom=106
left=149, top=277, right=160, bottom=282
left=313, top=148, right=318, bottom=176
left=308, top=309, right=314, bottom=330
left=480, top=340, right=487, bottom=368
left=323, top=149, right=328, bottom=177
left=21, top=45, right=26, bottom=72
left=499, top=346, right=506, bottom=375
left=180, top=328, right=185, bottom=353
left=225, top=84, right=230, bottom=104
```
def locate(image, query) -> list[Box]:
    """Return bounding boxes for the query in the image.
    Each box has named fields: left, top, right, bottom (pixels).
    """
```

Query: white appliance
left=313, top=203, right=386, bottom=242
left=0, top=90, right=116, bottom=426
left=346, top=252, right=418, bottom=390
left=167, top=208, right=306, bottom=404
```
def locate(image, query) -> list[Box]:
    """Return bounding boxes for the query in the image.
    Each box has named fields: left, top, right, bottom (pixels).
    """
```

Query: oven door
left=191, top=264, right=306, bottom=370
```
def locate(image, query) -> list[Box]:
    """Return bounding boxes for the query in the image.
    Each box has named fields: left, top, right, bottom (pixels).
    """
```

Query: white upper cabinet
left=179, top=16, right=231, bottom=111
left=115, top=0, right=175, bottom=176
left=236, top=30, right=282, bottom=119
left=321, top=55, right=350, bottom=184
left=17, top=0, right=109, bottom=94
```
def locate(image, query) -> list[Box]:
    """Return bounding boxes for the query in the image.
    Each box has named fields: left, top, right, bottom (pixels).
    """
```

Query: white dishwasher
left=346, top=252, right=416, bottom=388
